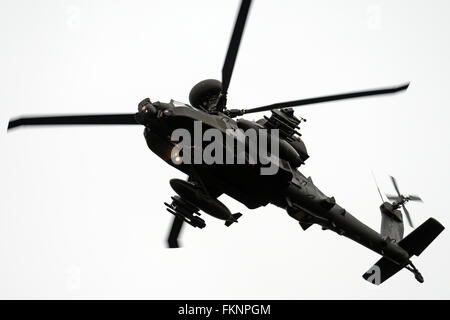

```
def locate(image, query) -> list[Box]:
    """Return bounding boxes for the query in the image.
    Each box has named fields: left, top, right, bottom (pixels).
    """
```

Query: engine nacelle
left=237, top=113, right=308, bottom=168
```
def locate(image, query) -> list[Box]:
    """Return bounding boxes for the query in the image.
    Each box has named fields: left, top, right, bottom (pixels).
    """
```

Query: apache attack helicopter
left=7, top=0, right=444, bottom=284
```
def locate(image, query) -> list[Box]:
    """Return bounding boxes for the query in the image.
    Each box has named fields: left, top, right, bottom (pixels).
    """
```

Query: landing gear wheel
left=415, top=272, right=424, bottom=283
left=406, top=261, right=424, bottom=284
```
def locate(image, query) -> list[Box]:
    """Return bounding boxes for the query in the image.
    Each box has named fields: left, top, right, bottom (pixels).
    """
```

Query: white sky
left=1, top=0, right=449, bottom=299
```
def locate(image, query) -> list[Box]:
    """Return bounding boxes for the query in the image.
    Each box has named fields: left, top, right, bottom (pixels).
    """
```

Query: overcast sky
left=1, top=0, right=449, bottom=299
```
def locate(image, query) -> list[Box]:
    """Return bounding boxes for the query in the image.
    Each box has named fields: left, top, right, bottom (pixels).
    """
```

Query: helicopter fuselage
left=142, top=100, right=411, bottom=266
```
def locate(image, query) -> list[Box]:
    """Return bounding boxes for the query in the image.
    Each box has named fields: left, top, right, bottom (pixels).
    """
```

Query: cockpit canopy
left=170, top=100, right=193, bottom=108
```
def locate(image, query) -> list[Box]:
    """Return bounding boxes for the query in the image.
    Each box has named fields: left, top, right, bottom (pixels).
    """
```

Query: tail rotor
left=386, top=176, right=423, bottom=228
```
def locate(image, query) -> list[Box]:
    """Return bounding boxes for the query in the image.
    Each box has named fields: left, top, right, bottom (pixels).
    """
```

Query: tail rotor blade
left=402, top=204, right=414, bottom=228
left=390, top=176, right=402, bottom=197
left=386, top=194, right=402, bottom=202
left=388, top=176, right=421, bottom=228
left=407, top=195, right=423, bottom=202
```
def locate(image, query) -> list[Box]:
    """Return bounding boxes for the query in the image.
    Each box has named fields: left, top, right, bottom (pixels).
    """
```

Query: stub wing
left=363, top=218, right=444, bottom=285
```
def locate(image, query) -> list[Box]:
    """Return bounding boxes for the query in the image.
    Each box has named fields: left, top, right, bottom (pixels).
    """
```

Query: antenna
left=371, top=171, right=385, bottom=203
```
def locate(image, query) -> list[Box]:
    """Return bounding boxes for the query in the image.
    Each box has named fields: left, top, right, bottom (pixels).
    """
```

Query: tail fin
left=380, top=203, right=404, bottom=242
left=225, top=213, right=243, bottom=227
left=363, top=218, right=444, bottom=285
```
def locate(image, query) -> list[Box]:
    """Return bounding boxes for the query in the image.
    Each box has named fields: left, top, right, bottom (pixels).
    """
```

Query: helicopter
left=7, top=0, right=444, bottom=285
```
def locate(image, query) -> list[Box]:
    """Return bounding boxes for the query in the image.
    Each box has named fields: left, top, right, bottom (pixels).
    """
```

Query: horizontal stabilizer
left=398, top=218, right=444, bottom=257
left=362, top=257, right=404, bottom=285
left=363, top=218, right=444, bottom=285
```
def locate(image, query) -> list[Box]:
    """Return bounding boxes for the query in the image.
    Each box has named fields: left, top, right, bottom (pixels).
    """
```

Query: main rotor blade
left=8, top=113, right=139, bottom=130
left=390, top=175, right=402, bottom=198
left=221, top=0, right=252, bottom=95
left=241, top=83, right=409, bottom=115
left=167, top=216, right=184, bottom=248
left=402, top=203, right=414, bottom=228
